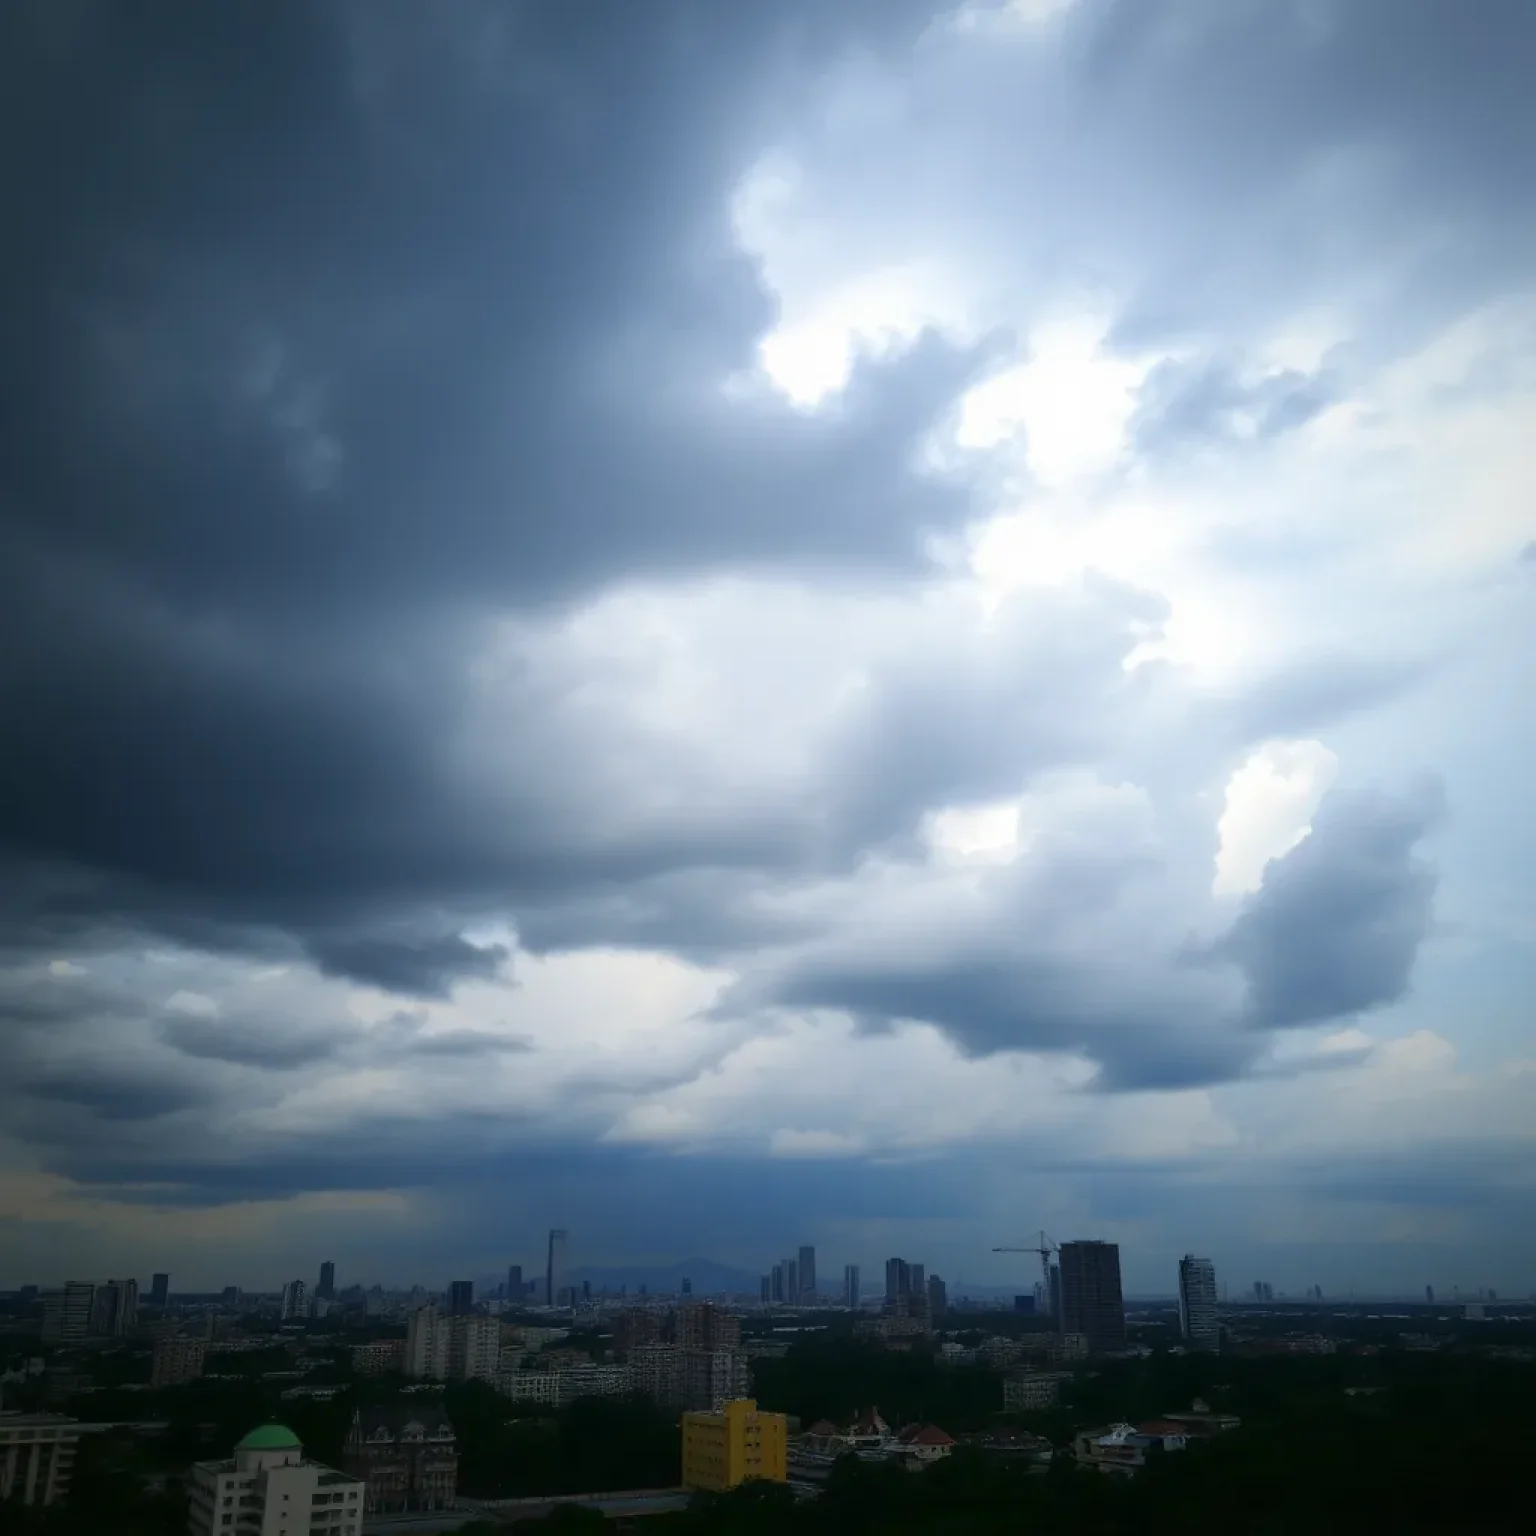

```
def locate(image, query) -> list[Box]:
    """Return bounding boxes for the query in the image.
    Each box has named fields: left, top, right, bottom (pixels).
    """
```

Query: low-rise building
left=1160, top=1400, right=1241, bottom=1436
left=0, top=1414, right=81, bottom=1507
left=151, top=1335, right=207, bottom=1387
left=1003, top=1371, right=1069, bottom=1411
left=682, top=1399, right=787, bottom=1492
left=553, top=1364, right=632, bottom=1407
left=1044, top=1332, right=1090, bottom=1364
left=1073, top=1422, right=1187, bottom=1476
left=342, top=1406, right=457, bottom=1515
left=187, top=1423, right=363, bottom=1536
left=348, top=1339, right=405, bottom=1377
left=894, top=1424, right=955, bottom=1464
left=497, top=1370, right=560, bottom=1406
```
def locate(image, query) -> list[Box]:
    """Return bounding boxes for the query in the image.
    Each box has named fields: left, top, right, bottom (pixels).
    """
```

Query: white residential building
left=404, top=1307, right=498, bottom=1382
left=0, top=1415, right=81, bottom=1507
left=187, top=1423, right=363, bottom=1536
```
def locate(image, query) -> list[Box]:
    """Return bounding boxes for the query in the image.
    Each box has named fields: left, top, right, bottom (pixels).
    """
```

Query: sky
left=1, top=0, right=1533, bottom=1298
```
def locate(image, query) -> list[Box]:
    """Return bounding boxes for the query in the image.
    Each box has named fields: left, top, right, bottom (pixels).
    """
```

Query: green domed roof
left=237, top=1424, right=301, bottom=1451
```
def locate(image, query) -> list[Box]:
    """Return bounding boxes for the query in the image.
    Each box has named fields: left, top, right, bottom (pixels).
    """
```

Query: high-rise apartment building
left=281, top=1279, right=309, bottom=1320
left=546, top=1230, right=569, bottom=1308
left=187, top=1425, right=362, bottom=1536
left=770, top=1265, right=784, bottom=1303
left=448, top=1280, right=474, bottom=1316
left=46, top=1282, right=94, bottom=1342
left=506, top=1265, right=523, bottom=1303
left=927, top=1275, right=947, bottom=1318
left=844, top=1265, right=861, bottom=1310
left=759, top=1276, right=771, bottom=1303
left=674, top=1302, right=741, bottom=1351
left=797, top=1247, right=816, bottom=1301
left=149, top=1273, right=170, bottom=1308
left=782, top=1259, right=799, bottom=1304
left=1057, top=1241, right=1125, bottom=1354
left=318, top=1262, right=336, bottom=1301
left=151, top=1336, right=208, bottom=1387
left=90, top=1278, right=138, bottom=1337
left=885, top=1258, right=910, bottom=1303
left=404, top=1305, right=497, bottom=1382
left=1177, top=1256, right=1220, bottom=1352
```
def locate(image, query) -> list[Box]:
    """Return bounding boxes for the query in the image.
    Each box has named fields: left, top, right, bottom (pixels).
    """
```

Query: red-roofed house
left=895, top=1424, right=956, bottom=1464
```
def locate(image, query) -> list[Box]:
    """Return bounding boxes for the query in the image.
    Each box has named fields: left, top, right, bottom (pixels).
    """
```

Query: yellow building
left=681, top=1399, right=787, bottom=1492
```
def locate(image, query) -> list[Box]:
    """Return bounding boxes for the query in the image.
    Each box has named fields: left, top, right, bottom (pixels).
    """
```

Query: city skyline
left=2, top=1, right=1532, bottom=1292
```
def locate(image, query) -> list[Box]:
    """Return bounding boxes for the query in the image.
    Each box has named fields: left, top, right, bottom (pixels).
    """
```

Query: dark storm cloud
left=25, top=1066, right=203, bottom=1123
left=157, top=1015, right=338, bottom=1071
left=1213, top=779, right=1446, bottom=1027
left=306, top=932, right=511, bottom=997
left=0, top=0, right=968, bottom=979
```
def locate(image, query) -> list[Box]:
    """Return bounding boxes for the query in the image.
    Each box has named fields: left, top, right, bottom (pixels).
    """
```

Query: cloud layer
left=1, top=0, right=1532, bottom=1291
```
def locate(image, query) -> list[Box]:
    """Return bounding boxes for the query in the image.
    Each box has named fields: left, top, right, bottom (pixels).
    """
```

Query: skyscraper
left=785, top=1260, right=799, bottom=1304
left=770, top=1265, right=784, bottom=1303
left=280, top=1280, right=308, bottom=1321
left=1177, top=1256, right=1219, bottom=1352
left=927, top=1274, right=947, bottom=1317
left=546, top=1229, right=569, bottom=1307
left=797, top=1246, right=816, bottom=1300
left=448, top=1280, right=474, bottom=1316
left=884, top=1258, right=910, bottom=1303
left=844, top=1265, right=861, bottom=1310
left=149, top=1273, right=170, bottom=1308
left=317, top=1262, right=336, bottom=1301
left=507, top=1265, right=523, bottom=1303
left=1425, top=1284, right=1435, bottom=1304
left=1057, top=1241, right=1125, bottom=1353
left=759, top=1276, right=772, bottom=1304
left=91, top=1279, right=138, bottom=1337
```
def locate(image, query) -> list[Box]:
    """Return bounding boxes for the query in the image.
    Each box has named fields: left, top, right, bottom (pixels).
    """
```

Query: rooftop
left=236, top=1423, right=301, bottom=1451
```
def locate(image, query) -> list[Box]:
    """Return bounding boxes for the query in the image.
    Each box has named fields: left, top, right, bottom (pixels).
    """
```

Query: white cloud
left=955, top=315, right=1155, bottom=487
left=1213, top=739, right=1339, bottom=896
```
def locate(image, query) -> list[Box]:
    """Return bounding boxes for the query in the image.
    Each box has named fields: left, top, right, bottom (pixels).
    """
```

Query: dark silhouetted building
left=1058, top=1241, right=1125, bottom=1353
left=546, top=1229, right=569, bottom=1307
left=798, top=1246, right=817, bottom=1300
left=506, top=1265, right=523, bottom=1303
left=1177, top=1256, right=1219, bottom=1352
left=844, top=1265, right=861, bottom=1310
left=447, top=1281, right=474, bottom=1316
left=318, top=1262, right=336, bottom=1301
left=149, top=1273, right=170, bottom=1308
left=344, top=1406, right=458, bottom=1514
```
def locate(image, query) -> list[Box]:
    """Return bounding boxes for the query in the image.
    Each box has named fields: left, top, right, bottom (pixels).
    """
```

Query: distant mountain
left=567, top=1257, right=762, bottom=1296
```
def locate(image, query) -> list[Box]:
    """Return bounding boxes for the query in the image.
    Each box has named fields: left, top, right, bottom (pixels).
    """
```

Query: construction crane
left=993, top=1230, right=1058, bottom=1315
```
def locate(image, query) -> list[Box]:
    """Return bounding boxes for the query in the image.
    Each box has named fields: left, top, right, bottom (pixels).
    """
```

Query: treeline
left=447, top=1383, right=680, bottom=1497
left=669, top=1352, right=1536, bottom=1535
